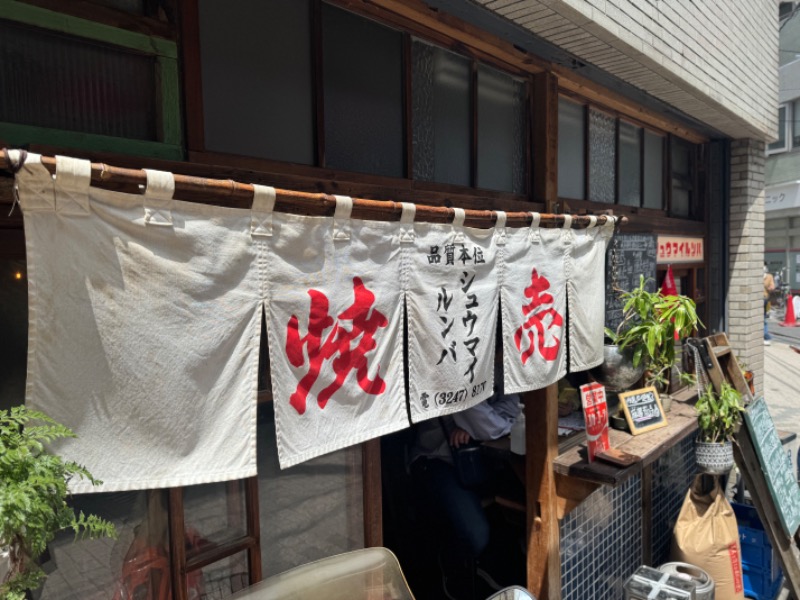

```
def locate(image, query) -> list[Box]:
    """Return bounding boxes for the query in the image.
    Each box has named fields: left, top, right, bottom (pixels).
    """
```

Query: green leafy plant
left=695, top=383, right=745, bottom=444
left=605, top=275, right=702, bottom=389
left=1, top=405, right=116, bottom=599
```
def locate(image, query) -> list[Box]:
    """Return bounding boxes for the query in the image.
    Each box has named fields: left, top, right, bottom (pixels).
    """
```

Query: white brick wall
left=729, top=139, right=767, bottom=391
left=478, top=0, right=778, bottom=140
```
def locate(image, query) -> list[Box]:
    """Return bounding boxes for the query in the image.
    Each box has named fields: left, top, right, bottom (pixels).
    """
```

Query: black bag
left=451, top=443, right=489, bottom=489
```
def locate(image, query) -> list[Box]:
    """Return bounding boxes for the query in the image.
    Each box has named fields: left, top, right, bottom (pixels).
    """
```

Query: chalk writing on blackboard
left=743, top=397, right=800, bottom=536
left=605, top=234, right=657, bottom=334
left=619, top=386, right=668, bottom=435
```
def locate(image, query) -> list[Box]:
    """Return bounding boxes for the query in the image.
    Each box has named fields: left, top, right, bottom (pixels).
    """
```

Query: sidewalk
left=764, top=316, right=800, bottom=441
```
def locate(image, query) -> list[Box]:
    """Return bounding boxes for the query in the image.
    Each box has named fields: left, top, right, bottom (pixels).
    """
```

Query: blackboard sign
left=605, top=234, right=657, bottom=334
left=743, top=396, right=800, bottom=536
left=619, top=386, right=668, bottom=435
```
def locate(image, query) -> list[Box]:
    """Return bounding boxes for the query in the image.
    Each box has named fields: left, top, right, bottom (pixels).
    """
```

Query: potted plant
left=694, top=382, right=745, bottom=474
left=596, top=275, right=701, bottom=397
left=1, top=405, right=116, bottom=599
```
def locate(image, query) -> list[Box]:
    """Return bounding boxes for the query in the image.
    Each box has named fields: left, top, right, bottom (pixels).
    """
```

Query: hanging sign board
left=657, top=235, right=704, bottom=264
left=605, top=234, right=657, bottom=334
left=618, top=386, right=668, bottom=435
left=742, top=396, right=800, bottom=537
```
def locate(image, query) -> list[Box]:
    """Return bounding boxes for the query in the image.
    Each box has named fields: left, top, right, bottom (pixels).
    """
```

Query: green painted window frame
left=0, top=0, right=183, bottom=160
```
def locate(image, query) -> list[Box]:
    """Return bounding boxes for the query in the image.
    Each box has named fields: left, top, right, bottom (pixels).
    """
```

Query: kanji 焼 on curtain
left=266, top=198, right=408, bottom=468
left=500, top=220, right=569, bottom=393
left=406, top=214, right=500, bottom=423
left=567, top=218, right=615, bottom=371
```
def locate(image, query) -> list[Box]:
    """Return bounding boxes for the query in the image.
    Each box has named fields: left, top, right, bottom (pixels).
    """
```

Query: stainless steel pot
left=589, top=344, right=645, bottom=392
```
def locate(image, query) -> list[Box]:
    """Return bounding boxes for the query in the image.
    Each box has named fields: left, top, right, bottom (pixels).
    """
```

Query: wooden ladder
left=702, top=332, right=750, bottom=398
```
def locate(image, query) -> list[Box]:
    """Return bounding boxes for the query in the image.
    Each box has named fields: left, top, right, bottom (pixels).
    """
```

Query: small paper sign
left=580, top=382, right=610, bottom=462
left=619, top=386, right=668, bottom=435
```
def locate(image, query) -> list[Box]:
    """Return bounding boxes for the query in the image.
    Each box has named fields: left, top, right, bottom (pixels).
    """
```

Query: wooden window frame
left=181, top=0, right=533, bottom=204
left=0, top=0, right=183, bottom=160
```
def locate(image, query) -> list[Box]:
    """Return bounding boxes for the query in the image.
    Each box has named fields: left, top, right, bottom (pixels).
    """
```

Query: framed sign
left=619, top=386, right=668, bottom=435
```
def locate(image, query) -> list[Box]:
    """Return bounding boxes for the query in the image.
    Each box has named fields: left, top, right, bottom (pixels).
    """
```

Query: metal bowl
left=589, top=344, right=645, bottom=392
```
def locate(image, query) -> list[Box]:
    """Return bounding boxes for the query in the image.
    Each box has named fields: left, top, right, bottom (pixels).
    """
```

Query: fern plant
left=1, top=405, right=116, bottom=599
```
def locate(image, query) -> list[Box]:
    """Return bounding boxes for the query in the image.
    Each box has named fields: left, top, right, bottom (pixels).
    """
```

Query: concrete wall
left=479, top=0, right=779, bottom=140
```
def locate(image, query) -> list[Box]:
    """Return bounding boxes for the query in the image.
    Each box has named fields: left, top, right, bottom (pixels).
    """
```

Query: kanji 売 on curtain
left=500, top=216, right=570, bottom=393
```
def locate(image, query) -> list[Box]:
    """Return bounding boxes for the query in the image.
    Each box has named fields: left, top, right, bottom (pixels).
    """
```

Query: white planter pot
left=695, top=440, right=734, bottom=475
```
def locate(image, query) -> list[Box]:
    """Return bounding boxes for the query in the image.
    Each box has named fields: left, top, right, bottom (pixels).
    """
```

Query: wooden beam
left=168, top=488, right=188, bottom=600
left=555, top=472, right=599, bottom=519
left=525, top=385, right=562, bottom=600
left=362, top=438, right=383, bottom=547
left=533, top=72, right=559, bottom=209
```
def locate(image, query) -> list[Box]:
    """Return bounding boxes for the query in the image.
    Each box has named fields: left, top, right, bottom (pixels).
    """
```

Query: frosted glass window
left=619, top=121, right=641, bottom=207
left=671, top=139, right=694, bottom=217
left=199, top=0, right=313, bottom=164
left=323, top=4, right=403, bottom=177
left=476, top=64, right=526, bottom=193
left=0, top=19, right=156, bottom=140
left=412, top=40, right=471, bottom=187
left=643, top=131, right=664, bottom=210
left=260, top=402, right=363, bottom=577
left=558, top=98, right=585, bottom=200
left=588, top=109, right=616, bottom=203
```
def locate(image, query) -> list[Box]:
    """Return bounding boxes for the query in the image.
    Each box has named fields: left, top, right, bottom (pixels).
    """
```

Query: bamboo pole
left=0, top=149, right=626, bottom=230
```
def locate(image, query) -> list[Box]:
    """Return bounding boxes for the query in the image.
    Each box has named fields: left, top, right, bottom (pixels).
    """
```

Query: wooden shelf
left=553, top=389, right=698, bottom=487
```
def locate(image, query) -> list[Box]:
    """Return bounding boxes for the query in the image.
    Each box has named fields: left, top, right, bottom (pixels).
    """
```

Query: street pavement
left=764, top=313, right=800, bottom=472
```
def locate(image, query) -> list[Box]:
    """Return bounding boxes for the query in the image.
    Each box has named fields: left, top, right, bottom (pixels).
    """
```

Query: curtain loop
left=494, top=211, right=507, bottom=246
left=399, top=202, right=416, bottom=244
left=333, top=195, right=353, bottom=241
left=251, top=185, right=277, bottom=238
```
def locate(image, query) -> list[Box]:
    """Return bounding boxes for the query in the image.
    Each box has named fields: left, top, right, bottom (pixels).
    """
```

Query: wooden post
left=525, top=69, right=561, bottom=600
left=525, top=385, right=561, bottom=600
left=362, top=438, right=383, bottom=546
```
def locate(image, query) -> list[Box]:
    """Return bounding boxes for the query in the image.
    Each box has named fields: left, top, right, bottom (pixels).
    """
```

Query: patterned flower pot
left=695, top=439, right=734, bottom=475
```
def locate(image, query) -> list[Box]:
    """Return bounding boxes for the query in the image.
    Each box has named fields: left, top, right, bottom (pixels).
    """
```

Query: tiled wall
left=651, top=436, right=697, bottom=566
left=560, top=476, right=642, bottom=600
left=560, top=435, right=696, bottom=598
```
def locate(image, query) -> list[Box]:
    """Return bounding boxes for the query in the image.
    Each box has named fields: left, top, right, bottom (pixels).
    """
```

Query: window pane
left=558, top=98, right=585, bottom=200
left=260, top=402, right=364, bottom=577
left=199, top=0, right=314, bottom=164
left=184, top=480, right=247, bottom=551
left=643, top=131, right=664, bottom=210
left=0, top=19, right=156, bottom=140
left=618, top=121, right=641, bottom=207
left=671, top=139, right=693, bottom=217
left=476, top=64, right=526, bottom=193
left=323, top=4, right=403, bottom=177
left=769, top=105, right=787, bottom=151
left=588, top=109, right=616, bottom=203
left=191, top=550, right=249, bottom=597
left=41, top=491, right=169, bottom=599
left=0, top=259, right=26, bottom=412
left=412, top=40, right=471, bottom=187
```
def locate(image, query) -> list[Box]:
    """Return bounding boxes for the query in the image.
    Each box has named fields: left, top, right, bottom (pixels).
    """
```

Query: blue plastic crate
left=732, top=503, right=783, bottom=600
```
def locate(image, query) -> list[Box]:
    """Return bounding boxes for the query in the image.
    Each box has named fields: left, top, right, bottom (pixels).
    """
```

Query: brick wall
left=728, top=139, right=767, bottom=390
left=479, top=0, right=778, bottom=140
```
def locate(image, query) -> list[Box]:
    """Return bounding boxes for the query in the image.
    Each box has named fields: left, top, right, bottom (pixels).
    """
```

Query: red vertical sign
left=580, top=382, right=610, bottom=462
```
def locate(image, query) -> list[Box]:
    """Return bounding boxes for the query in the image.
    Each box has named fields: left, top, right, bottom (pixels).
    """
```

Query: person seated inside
left=409, top=356, right=525, bottom=600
